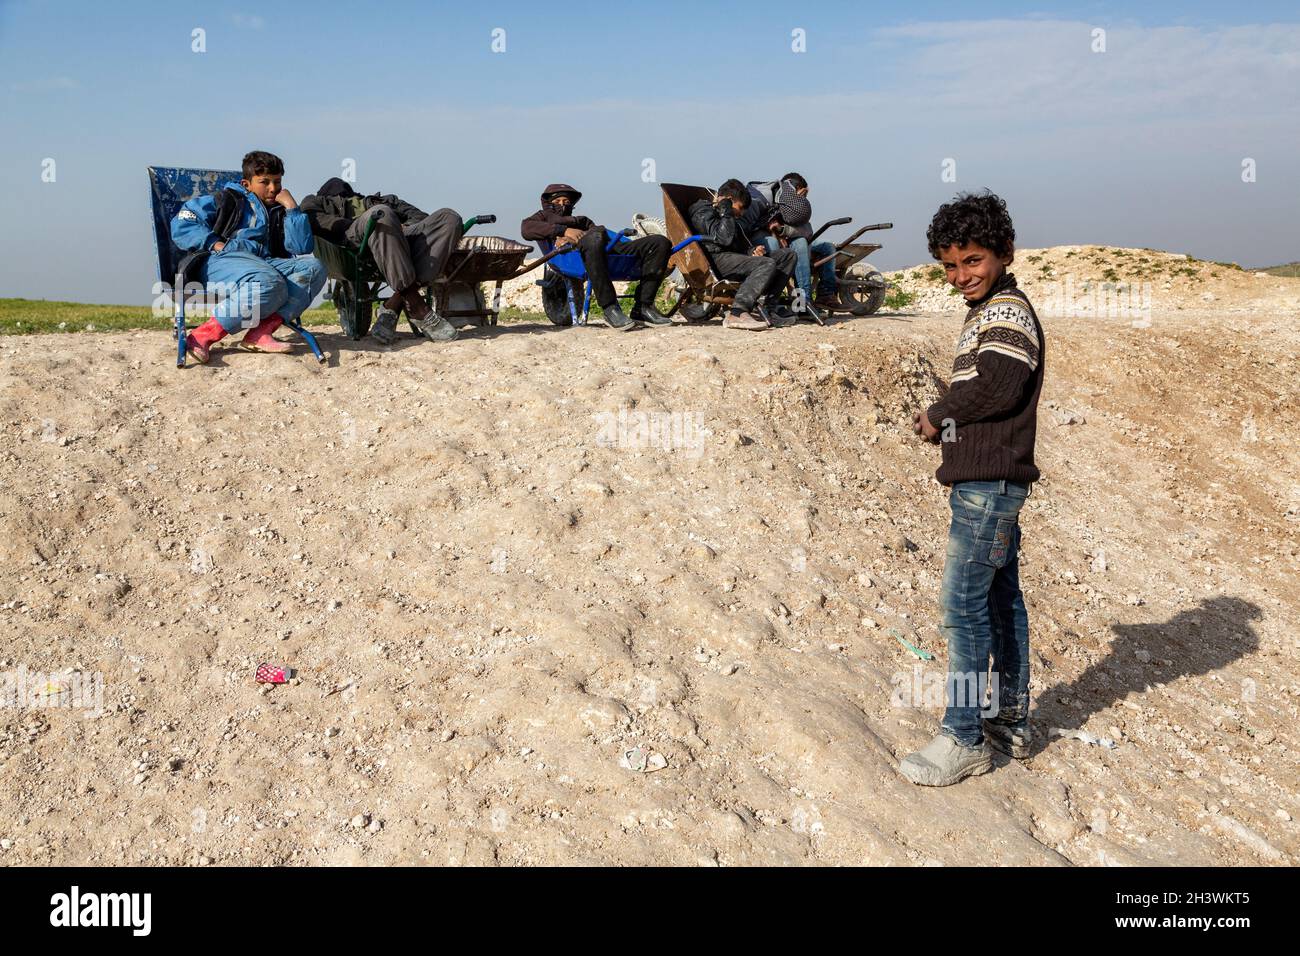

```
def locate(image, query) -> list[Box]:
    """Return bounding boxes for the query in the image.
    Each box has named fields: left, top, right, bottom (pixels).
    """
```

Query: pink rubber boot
left=240, top=314, right=292, bottom=353
left=185, top=319, right=228, bottom=364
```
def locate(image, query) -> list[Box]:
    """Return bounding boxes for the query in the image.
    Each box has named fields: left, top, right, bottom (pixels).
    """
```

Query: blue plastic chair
left=147, top=166, right=325, bottom=367
left=535, top=227, right=701, bottom=325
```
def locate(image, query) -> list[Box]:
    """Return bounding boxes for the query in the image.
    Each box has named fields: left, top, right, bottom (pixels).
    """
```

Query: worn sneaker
left=723, top=309, right=769, bottom=331
left=370, top=308, right=400, bottom=345
left=899, top=734, right=993, bottom=786
left=983, top=719, right=1034, bottom=759
left=412, top=311, right=457, bottom=343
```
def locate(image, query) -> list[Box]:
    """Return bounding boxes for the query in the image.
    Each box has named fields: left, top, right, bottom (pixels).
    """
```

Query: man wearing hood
left=521, top=184, right=673, bottom=330
left=745, top=173, right=840, bottom=313
left=300, top=178, right=461, bottom=345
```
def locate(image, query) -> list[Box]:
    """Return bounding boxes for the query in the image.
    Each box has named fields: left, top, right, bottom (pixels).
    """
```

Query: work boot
left=370, top=308, right=400, bottom=346
left=239, top=313, right=292, bottom=353
left=411, top=310, right=457, bottom=343
left=184, top=318, right=228, bottom=364
left=813, top=292, right=843, bottom=312
left=723, top=309, right=769, bottom=331
left=898, top=734, right=992, bottom=786
left=982, top=718, right=1034, bottom=759
left=602, top=302, right=636, bottom=331
left=632, top=303, right=674, bottom=326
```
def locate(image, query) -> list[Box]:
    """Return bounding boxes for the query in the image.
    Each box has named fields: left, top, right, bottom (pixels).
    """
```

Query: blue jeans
left=761, top=236, right=837, bottom=298
left=938, top=480, right=1031, bottom=746
left=202, top=252, right=326, bottom=334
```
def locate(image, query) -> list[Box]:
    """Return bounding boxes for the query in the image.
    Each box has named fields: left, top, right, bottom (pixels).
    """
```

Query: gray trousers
left=712, top=247, right=797, bottom=310
left=346, top=205, right=462, bottom=292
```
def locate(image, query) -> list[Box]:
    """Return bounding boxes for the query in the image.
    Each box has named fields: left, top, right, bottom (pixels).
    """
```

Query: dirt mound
left=887, top=245, right=1300, bottom=316
left=0, top=301, right=1296, bottom=865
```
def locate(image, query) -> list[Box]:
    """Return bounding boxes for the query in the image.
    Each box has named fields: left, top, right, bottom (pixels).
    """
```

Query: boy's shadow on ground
left=1028, top=595, right=1262, bottom=752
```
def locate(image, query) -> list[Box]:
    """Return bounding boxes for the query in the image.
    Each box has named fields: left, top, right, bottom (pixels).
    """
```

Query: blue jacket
left=170, top=181, right=314, bottom=258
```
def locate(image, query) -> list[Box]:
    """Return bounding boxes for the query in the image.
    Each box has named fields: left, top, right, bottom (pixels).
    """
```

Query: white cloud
left=872, top=19, right=1300, bottom=123
left=283, top=18, right=1300, bottom=140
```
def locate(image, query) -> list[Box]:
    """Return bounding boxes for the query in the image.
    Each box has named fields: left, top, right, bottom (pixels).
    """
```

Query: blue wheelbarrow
left=534, top=228, right=701, bottom=326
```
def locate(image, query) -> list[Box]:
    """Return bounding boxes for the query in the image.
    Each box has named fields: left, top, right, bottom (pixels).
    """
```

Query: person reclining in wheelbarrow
left=520, top=183, right=673, bottom=330
left=744, top=173, right=841, bottom=316
left=299, top=178, right=460, bottom=345
left=689, top=179, right=798, bottom=330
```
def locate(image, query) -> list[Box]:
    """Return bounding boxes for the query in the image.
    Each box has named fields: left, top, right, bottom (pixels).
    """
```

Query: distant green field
left=0, top=298, right=545, bottom=335
left=0, top=298, right=338, bottom=336
left=1255, top=262, right=1300, bottom=278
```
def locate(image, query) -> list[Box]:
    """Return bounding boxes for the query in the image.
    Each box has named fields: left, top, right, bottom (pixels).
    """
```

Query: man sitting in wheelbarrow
left=689, top=179, right=798, bottom=330
left=745, top=173, right=841, bottom=315
left=520, top=183, right=673, bottom=330
left=300, top=178, right=460, bottom=345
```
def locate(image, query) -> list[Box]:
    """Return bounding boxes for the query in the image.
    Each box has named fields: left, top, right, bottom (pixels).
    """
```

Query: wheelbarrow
left=315, top=215, right=572, bottom=339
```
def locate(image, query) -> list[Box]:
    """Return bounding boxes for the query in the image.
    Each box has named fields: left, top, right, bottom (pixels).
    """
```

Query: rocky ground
left=0, top=259, right=1296, bottom=866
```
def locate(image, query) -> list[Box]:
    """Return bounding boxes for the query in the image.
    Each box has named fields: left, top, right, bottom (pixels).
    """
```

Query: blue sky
left=2, top=0, right=1298, bottom=304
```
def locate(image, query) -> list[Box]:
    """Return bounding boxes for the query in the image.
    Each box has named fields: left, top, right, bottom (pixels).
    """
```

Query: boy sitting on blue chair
left=171, top=150, right=326, bottom=363
left=745, top=173, right=840, bottom=314
left=520, top=183, right=673, bottom=330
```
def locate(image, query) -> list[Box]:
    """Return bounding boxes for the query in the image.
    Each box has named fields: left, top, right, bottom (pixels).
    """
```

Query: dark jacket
left=520, top=183, right=595, bottom=244
left=300, top=178, right=429, bottom=243
left=739, top=182, right=773, bottom=242
left=688, top=197, right=760, bottom=256
left=747, top=179, right=814, bottom=241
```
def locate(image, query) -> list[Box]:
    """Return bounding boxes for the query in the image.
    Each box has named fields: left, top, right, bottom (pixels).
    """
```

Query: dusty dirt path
left=0, top=301, right=1296, bottom=865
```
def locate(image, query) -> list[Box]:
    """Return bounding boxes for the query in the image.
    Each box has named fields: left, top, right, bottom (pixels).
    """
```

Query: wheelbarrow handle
left=807, top=216, right=852, bottom=244
left=605, top=227, right=637, bottom=253
left=834, top=222, right=895, bottom=249
left=512, top=242, right=578, bottom=278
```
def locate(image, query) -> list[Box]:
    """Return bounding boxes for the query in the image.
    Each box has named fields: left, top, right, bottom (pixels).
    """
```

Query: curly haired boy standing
left=900, top=192, right=1046, bottom=786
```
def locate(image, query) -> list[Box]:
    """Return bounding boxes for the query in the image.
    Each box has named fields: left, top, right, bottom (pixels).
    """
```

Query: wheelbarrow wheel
left=839, top=267, right=887, bottom=316
left=331, top=280, right=357, bottom=339
left=331, top=279, right=373, bottom=339
left=541, top=269, right=582, bottom=326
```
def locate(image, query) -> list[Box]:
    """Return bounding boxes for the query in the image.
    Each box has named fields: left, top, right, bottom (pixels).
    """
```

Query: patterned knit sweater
left=925, top=272, right=1045, bottom=485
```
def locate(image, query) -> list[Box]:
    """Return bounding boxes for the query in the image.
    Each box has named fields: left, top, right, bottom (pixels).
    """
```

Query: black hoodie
left=300, top=178, right=429, bottom=243
left=520, top=183, right=594, bottom=244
